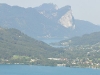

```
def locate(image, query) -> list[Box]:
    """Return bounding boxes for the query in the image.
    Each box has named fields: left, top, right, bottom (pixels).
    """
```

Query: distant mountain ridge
left=0, top=3, right=100, bottom=40
left=56, top=31, right=100, bottom=46
left=35, top=3, right=74, bottom=28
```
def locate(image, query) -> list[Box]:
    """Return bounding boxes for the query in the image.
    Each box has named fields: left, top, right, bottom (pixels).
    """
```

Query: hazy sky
left=0, top=0, right=100, bottom=25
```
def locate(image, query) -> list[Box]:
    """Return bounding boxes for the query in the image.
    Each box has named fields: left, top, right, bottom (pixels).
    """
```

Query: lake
left=41, top=38, right=65, bottom=44
left=0, top=65, right=100, bottom=75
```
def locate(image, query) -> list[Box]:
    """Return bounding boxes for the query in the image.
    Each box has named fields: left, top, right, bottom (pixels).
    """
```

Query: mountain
left=0, top=27, right=64, bottom=60
left=56, top=31, right=100, bottom=46
left=0, top=3, right=100, bottom=40
left=35, top=3, right=74, bottom=28
left=0, top=3, right=69, bottom=39
left=50, top=31, right=100, bottom=67
left=0, top=26, right=100, bottom=67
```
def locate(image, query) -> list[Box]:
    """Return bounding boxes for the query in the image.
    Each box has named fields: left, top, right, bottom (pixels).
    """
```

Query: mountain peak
left=60, top=5, right=71, bottom=10
left=41, top=3, right=58, bottom=10
left=58, top=5, right=74, bottom=28
left=36, top=3, right=59, bottom=11
left=59, top=10, right=75, bottom=28
left=35, top=3, right=59, bottom=19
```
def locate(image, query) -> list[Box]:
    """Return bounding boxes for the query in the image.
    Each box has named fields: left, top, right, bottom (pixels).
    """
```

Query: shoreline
left=0, top=64, right=100, bottom=69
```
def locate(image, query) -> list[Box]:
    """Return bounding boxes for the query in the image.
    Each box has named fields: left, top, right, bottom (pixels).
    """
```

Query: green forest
left=0, top=27, right=100, bottom=68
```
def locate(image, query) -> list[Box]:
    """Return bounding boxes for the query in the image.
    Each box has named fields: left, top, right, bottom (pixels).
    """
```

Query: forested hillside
left=0, top=27, right=64, bottom=65
left=58, top=31, right=100, bottom=45
left=0, top=27, right=100, bottom=68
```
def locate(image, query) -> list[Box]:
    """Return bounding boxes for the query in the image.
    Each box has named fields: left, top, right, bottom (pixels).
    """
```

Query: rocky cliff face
left=35, top=3, right=75, bottom=29
left=59, top=10, right=75, bottom=28
left=0, top=3, right=100, bottom=40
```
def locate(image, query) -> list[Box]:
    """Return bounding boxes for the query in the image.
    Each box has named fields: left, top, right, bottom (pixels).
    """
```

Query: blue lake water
left=41, top=38, right=65, bottom=44
left=41, top=39, right=66, bottom=48
left=0, top=65, right=100, bottom=75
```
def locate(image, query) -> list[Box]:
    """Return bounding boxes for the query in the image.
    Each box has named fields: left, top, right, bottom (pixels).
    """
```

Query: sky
left=0, top=0, right=100, bottom=25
